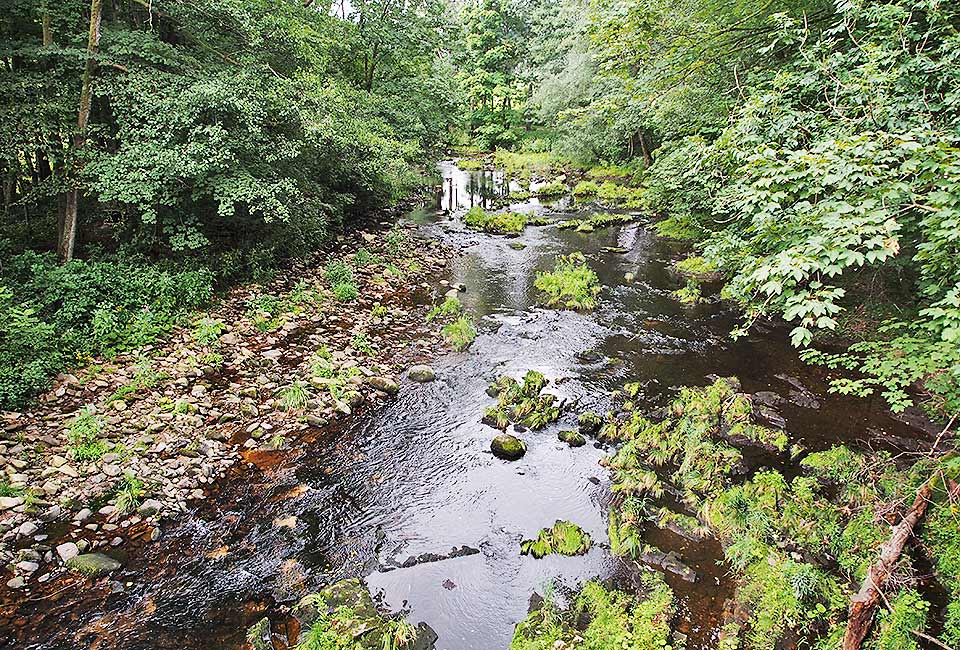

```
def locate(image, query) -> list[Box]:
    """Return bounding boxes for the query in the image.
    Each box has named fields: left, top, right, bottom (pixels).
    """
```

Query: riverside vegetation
left=2, top=1, right=959, bottom=650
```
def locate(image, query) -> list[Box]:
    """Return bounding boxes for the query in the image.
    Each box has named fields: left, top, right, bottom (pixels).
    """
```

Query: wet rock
left=366, top=376, right=400, bottom=395
left=558, top=430, right=586, bottom=447
left=6, top=577, right=24, bottom=589
left=491, top=434, right=526, bottom=460
left=67, top=553, right=122, bottom=576
left=56, top=542, right=79, bottom=562
left=641, top=548, right=697, bottom=582
left=305, top=414, right=327, bottom=428
left=16, top=561, right=39, bottom=573
left=408, top=365, right=437, bottom=383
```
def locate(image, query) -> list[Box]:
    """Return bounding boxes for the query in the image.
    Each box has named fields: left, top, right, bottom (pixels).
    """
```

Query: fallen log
left=842, top=474, right=959, bottom=650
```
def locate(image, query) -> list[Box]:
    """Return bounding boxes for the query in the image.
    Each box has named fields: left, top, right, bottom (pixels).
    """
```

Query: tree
left=58, top=0, right=102, bottom=263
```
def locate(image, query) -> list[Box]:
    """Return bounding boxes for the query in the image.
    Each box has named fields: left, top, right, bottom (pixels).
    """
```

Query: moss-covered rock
left=558, top=430, right=586, bottom=447
left=578, top=410, right=604, bottom=435
left=511, top=575, right=679, bottom=650
left=66, top=553, right=121, bottom=576
left=267, top=578, right=437, bottom=650
left=491, top=434, right=526, bottom=460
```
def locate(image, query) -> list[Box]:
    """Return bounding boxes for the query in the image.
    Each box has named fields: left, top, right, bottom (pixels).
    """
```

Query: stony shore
left=0, top=222, right=453, bottom=596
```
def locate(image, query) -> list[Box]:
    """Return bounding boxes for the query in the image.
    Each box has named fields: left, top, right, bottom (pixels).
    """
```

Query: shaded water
left=11, top=161, right=933, bottom=650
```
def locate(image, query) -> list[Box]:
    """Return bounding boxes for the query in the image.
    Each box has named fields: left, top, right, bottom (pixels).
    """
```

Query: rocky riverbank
left=0, top=222, right=454, bottom=599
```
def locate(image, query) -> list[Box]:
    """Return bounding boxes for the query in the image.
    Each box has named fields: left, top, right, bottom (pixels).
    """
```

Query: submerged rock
left=491, top=434, right=526, bottom=460
left=408, top=365, right=437, bottom=383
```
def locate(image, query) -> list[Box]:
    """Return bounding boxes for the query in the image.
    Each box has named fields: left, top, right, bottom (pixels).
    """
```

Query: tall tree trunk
left=58, top=0, right=102, bottom=263
left=42, top=12, right=53, bottom=46
left=639, top=130, right=652, bottom=168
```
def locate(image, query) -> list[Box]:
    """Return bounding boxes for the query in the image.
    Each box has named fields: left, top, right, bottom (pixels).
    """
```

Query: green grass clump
left=535, top=180, right=568, bottom=197
left=464, top=207, right=527, bottom=234
left=534, top=252, right=601, bottom=311
left=426, top=296, right=464, bottom=322
left=596, top=181, right=643, bottom=206
left=278, top=382, right=311, bottom=410
left=68, top=406, right=107, bottom=462
left=484, top=370, right=559, bottom=430
left=520, top=520, right=592, bottom=558
left=442, top=315, right=477, bottom=351
left=333, top=282, right=359, bottom=302
left=114, top=473, right=145, bottom=513
left=353, top=247, right=377, bottom=267
left=572, top=180, right=600, bottom=196
left=492, top=150, right=556, bottom=174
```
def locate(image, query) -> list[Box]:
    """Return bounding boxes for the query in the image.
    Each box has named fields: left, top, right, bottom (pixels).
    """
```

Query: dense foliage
left=449, top=0, right=960, bottom=418
left=0, top=0, right=458, bottom=407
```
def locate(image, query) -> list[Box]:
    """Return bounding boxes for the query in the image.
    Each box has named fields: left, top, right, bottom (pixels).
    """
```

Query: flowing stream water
left=15, top=161, right=934, bottom=650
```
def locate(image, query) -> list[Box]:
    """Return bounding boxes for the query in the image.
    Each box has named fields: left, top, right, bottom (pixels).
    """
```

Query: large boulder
left=491, top=434, right=526, bottom=460
left=66, top=553, right=121, bottom=576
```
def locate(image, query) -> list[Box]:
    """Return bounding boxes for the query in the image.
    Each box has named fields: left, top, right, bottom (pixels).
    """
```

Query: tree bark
left=842, top=475, right=959, bottom=650
left=58, top=0, right=103, bottom=263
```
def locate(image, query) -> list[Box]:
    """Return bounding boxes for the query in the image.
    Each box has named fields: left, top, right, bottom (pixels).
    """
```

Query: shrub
left=324, top=261, right=354, bottom=286
left=68, top=406, right=107, bottom=462
left=0, top=252, right=213, bottom=408
left=426, top=296, right=464, bottom=322
left=534, top=252, right=601, bottom=310
left=191, top=317, right=225, bottom=346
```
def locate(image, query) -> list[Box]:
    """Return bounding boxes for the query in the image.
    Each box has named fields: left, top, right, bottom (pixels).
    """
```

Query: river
left=11, top=160, right=932, bottom=650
